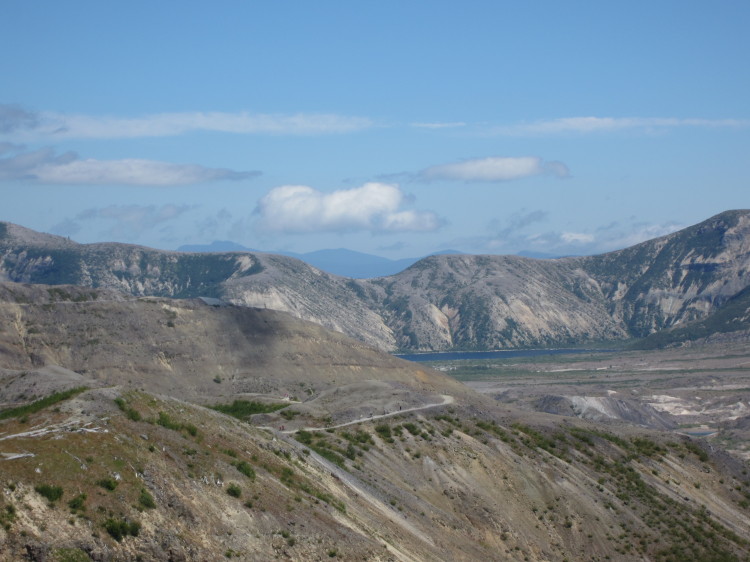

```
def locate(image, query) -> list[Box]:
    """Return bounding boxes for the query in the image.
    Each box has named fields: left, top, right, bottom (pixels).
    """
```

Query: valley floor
left=427, top=339, right=750, bottom=460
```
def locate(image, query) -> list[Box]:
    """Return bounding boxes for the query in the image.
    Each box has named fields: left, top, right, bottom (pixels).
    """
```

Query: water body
left=394, top=348, right=610, bottom=362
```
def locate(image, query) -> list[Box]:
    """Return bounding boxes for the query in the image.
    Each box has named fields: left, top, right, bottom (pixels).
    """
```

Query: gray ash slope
left=2, top=209, right=749, bottom=351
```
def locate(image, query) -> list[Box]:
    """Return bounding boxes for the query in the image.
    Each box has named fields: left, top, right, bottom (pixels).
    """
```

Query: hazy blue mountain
left=176, top=243, right=463, bottom=278
left=177, top=240, right=253, bottom=253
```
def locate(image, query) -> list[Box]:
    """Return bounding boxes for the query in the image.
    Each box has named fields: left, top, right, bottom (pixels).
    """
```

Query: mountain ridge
left=177, top=242, right=465, bottom=279
left=2, top=209, right=749, bottom=351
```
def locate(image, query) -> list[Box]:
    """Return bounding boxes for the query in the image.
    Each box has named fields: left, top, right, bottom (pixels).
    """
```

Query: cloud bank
left=0, top=146, right=257, bottom=186
left=0, top=104, right=372, bottom=139
left=419, top=156, right=569, bottom=182
left=255, top=183, right=443, bottom=234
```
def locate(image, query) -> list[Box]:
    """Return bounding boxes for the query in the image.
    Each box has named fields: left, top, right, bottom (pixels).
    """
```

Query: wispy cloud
left=0, top=146, right=258, bottom=186
left=255, top=182, right=443, bottom=234
left=51, top=204, right=193, bottom=240
left=595, top=220, right=683, bottom=250
left=493, top=116, right=750, bottom=136
left=560, top=231, right=595, bottom=244
left=490, top=210, right=548, bottom=241
left=453, top=212, right=683, bottom=257
left=419, top=156, right=570, bottom=182
left=0, top=104, right=373, bottom=139
left=410, top=122, right=466, bottom=129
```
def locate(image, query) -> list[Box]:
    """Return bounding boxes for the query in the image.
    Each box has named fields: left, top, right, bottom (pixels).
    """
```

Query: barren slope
left=0, top=282, right=749, bottom=561
left=0, top=283, right=468, bottom=412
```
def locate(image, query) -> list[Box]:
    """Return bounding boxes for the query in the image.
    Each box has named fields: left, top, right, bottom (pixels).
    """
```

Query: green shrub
left=35, top=484, right=64, bottom=503
left=402, top=422, right=420, bottom=435
left=226, top=484, right=242, bottom=498
left=375, top=424, right=395, bottom=442
left=234, top=461, right=256, bottom=480
left=96, top=478, right=118, bottom=491
left=314, top=447, right=346, bottom=468
left=0, top=504, right=16, bottom=530
left=154, top=411, right=198, bottom=437
left=156, top=411, right=181, bottom=430
left=375, top=424, right=391, bottom=438
left=67, top=493, right=87, bottom=512
left=209, top=400, right=286, bottom=420
left=138, top=488, right=156, bottom=509
left=103, top=518, right=140, bottom=541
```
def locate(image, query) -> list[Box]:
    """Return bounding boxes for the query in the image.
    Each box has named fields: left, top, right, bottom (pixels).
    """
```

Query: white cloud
left=1, top=106, right=373, bottom=139
left=255, top=182, right=442, bottom=234
left=0, top=146, right=257, bottom=186
left=419, top=156, right=569, bottom=182
left=495, top=116, right=750, bottom=135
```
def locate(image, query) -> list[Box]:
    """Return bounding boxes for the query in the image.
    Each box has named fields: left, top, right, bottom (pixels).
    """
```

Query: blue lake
left=394, top=348, right=612, bottom=362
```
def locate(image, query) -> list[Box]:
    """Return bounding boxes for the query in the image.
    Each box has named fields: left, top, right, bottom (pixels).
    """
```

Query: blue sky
left=1, top=1, right=748, bottom=259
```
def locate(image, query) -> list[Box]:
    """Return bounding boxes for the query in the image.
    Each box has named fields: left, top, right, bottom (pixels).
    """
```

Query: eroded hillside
left=0, top=282, right=749, bottom=561
left=2, top=385, right=750, bottom=561
left=0, top=283, right=466, bottom=407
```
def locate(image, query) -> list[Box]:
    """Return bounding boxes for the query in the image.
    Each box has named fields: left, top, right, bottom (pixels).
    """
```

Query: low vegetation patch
left=0, top=504, right=16, bottom=530
left=96, top=477, right=118, bottom=491
left=154, top=411, right=198, bottom=437
left=103, top=518, right=140, bottom=541
left=226, top=483, right=242, bottom=498
left=0, top=387, right=87, bottom=420
left=35, top=484, right=64, bottom=503
left=210, top=400, right=287, bottom=420
left=51, top=547, right=91, bottom=562
left=113, top=397, right=142, bottom=421
left=375, top=424, right=394, bottom=443
left=234, top=460, right=256, bottom=480
left=294, top=430, right=348, bottom=467
left=138, top=488, right=156, bottom=509
left=67, top=493, right=87, bottom=512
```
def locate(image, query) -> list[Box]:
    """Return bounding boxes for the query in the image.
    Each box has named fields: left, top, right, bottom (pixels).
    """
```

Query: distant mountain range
left=177, top=242, right=464, bottom=278
left=2, top=209, right=749, bottom=351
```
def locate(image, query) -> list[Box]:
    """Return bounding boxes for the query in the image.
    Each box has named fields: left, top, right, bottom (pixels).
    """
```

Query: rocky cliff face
left=581, top=209, right=750, bottom=336
left=2, top=210, right=749, bottom=351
